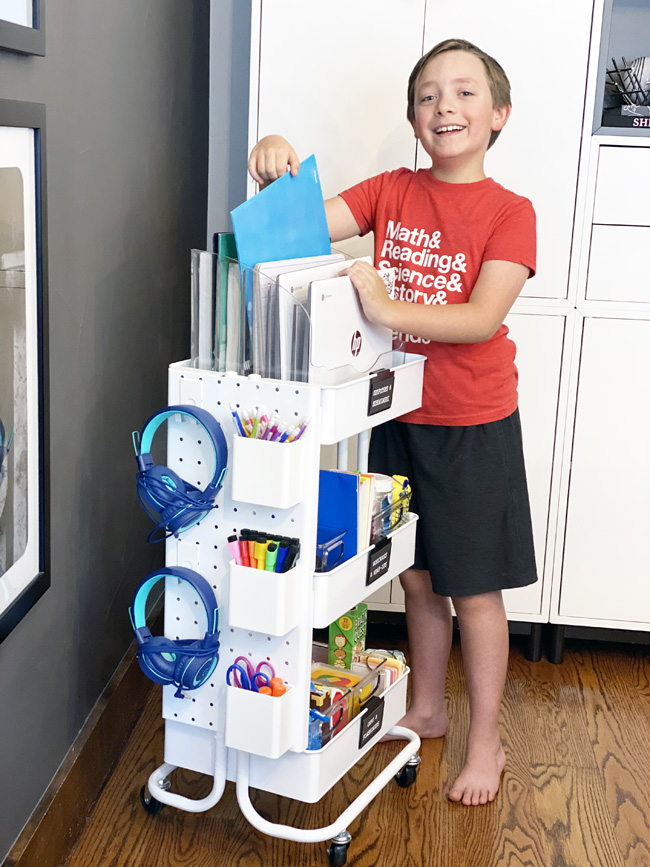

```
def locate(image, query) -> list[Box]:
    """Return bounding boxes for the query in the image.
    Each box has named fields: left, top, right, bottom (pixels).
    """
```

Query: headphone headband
left=129, top=566, right=219, bottom=637
left=133, top=405, right=228, bottom=542
left=135, top=405, right=228, bottom=493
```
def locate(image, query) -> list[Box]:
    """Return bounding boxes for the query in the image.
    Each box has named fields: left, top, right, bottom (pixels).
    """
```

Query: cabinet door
left=255, top=0, right=426, bottom=260
left=502, top=312, right=566, bottom=617
left=559, top=317, right=650, bottom=625
left=422, top=1, right=593, bottom=300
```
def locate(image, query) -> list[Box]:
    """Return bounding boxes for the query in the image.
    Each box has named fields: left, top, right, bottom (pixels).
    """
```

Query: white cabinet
left=254, top=0, right=426, bottom=260
left=421, top=0, right=594, bottom=301
left=557, top=316, right=650, bottom=627
left=593, top=145, right=650, bottom=226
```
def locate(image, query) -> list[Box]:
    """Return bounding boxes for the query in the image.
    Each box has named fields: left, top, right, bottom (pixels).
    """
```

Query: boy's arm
left=344, top=259, right=530, bottom=344
left=248, top=135, right=362, bottom=242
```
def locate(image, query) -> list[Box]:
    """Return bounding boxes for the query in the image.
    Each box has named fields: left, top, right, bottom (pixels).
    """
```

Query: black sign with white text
left=366, top=537, right=392, bottom=586
left=359, top=695, right=385, bottom=749
left=367, top=369, right=395, bottom=416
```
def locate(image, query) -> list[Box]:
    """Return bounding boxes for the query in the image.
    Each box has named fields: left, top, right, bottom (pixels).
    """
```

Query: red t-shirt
left=340, top=168, right=536, bottom=425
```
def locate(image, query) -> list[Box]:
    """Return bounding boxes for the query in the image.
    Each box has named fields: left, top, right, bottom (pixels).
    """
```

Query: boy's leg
left=397, top=566, right=453, bottom=738
left=448, top=589, right=508, bottom=806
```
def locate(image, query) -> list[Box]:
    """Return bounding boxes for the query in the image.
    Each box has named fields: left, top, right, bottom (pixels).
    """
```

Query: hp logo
left=351, top=331, right=362, bottom=357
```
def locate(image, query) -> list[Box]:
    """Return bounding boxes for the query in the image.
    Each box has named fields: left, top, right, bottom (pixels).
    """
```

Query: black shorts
left=368, top=410, right=538, bottom=597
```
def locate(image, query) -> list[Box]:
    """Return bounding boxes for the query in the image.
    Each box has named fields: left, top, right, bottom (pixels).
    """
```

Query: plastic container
left=315, top=527, right=346, bottom=572
left=228, top=561, right=300, bottom=635
left=231, top=436, right=305, bottom=508
left=370, top=475, right=393, bottom=541
left=225, top=683, right=294, bottom=758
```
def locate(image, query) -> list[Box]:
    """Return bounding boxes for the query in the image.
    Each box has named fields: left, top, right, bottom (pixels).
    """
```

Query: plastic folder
left=230, top=154, right=331, bottom=268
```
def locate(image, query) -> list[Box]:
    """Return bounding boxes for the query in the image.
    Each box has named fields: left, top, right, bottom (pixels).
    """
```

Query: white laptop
left=308, top=271, right=394, bottom=385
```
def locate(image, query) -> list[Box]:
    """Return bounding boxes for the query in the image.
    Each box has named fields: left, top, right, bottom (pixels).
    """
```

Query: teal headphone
left=129, top=567, right=220, bottom=698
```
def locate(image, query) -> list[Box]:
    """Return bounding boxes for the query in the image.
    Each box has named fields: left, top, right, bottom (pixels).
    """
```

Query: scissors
left=232, top=656, right=275, bottom=684
left=226, top=657, right=275, bottom=691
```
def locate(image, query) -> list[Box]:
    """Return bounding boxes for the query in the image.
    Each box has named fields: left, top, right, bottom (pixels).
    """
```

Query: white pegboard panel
left=162, top=364, right=322, bottom=755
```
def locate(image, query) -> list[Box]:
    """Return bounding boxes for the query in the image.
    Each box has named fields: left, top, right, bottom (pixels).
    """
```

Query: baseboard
left=2, top=614, right=160, bottom=867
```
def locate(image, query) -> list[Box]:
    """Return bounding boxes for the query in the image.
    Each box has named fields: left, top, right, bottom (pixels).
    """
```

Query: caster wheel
left=327, top=842, right=349, bottom=867
left=395, top=764, right=418, bottom=788
left=140, top=785, right=164, bottom=815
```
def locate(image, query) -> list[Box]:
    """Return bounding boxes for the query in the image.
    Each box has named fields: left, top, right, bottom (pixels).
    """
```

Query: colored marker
left=282, top=541, right=300, bottom=572
left=275, top=540, right=290, bottom=573
left=227, top=534, right=243, bottom=565
left=265, top=542, right=278, bottom=572
left=254, top=538, right=268, bottom=569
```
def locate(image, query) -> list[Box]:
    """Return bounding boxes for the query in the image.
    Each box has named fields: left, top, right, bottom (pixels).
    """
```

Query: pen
left=271, top=422, right=286, bottom=442
left=265, top=542, right=278, bottom=572
left=290, top=416, right=311, bottom=441
left=229, top=403, right=247, bottom=437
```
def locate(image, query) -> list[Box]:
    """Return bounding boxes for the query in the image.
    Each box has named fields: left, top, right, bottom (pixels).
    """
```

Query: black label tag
left=359, top=695, right=385, bottom=749
left=368, top=369, right=395, bottom=416
left=366, top=537, right=392, bottom=586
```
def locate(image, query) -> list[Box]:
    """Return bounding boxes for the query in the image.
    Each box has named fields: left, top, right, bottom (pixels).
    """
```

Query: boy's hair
left=407, top=38, right=511, bottom=149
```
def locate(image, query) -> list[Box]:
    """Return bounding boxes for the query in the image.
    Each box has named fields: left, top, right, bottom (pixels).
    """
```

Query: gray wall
left=0, top=0, right=211, bottom=859
left=207, top=0, right=252, bottom=239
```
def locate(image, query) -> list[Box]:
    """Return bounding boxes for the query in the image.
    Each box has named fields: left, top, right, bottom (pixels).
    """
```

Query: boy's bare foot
left=381, top=707, right=449, bottom=742
left=448, top=742, right=506, bottom=805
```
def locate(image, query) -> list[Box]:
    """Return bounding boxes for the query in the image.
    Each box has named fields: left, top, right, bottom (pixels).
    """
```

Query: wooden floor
left=64, top=623, right=650, bottom=867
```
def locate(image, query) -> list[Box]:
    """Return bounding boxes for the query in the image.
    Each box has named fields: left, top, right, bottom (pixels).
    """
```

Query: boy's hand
left=341, top=261, right=393, bottom=327
left=248, top=135, right=300, bottom=187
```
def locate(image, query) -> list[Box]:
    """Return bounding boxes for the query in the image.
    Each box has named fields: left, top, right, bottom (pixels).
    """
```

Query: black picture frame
left=0, top=98, right=49, bottom=643
left=0, top=0, right=45, bottom=56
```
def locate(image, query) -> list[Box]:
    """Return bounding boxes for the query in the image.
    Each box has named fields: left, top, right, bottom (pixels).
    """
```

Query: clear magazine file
left=190, top=249, right=404, bottom=387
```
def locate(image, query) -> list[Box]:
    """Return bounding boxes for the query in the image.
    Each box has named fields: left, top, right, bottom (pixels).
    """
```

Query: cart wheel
left=394, top=764, right=418, bottom=788
left=140, top=785, right=164, bottom=815
left=327, top=842, right=349, bottom=867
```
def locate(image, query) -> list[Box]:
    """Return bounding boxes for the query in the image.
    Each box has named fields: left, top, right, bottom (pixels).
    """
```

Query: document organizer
left=190, top=252, right=403, bottom=388
left=139, top=345, right=425, bottom=865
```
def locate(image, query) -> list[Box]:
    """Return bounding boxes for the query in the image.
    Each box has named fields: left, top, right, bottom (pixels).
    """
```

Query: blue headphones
left=129, top=567, right=220, bottom=698
left=133, top=405, right=228, bottom=542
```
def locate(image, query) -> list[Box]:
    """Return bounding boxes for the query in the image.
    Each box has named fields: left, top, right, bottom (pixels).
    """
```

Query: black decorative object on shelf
left=605, top=55, right=650, bottom=107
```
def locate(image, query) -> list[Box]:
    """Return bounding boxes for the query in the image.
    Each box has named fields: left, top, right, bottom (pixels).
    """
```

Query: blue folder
left=230, top=154, right=331, bottom=268
left=317, top=470, right=359, bottom=565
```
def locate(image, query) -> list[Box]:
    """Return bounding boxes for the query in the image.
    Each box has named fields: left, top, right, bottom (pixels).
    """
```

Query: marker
left=227, top=535, right=243, bottom=565
left=265, top=542, right=278, bottom=572
left=282, top=541, right=300, bottom=572
left=254, top=538, right=267, bottom=569
left=279, top=426, right=295, bottom=443
left=275, top=540, right=290, bottom=573
left=246, top=536, right=256, bottom=565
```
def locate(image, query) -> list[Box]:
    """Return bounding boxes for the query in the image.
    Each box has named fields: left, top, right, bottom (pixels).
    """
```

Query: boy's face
left=410, top=50, right=510, bottom=179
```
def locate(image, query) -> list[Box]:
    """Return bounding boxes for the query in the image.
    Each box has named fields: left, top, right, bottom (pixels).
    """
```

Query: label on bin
left=366, top=537, right=392, bottom=586
left=367, top=369, right=394, bottom=416
left=359, top=695, right=385, bottom=749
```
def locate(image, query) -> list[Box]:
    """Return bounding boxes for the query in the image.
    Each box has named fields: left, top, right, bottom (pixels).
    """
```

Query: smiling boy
left=249, top=38, right=538, bottom=806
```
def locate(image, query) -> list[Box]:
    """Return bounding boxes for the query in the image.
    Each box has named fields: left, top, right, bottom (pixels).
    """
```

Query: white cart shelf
left=143, top=352, right=425, bottom=863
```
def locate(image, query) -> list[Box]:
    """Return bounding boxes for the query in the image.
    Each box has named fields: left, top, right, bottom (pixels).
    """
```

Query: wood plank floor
left=64, top=623, right=650, bottom=867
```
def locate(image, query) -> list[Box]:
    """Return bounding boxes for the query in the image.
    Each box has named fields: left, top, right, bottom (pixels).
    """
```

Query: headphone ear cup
left=164, top=487, right=209, bottom=536
left=174, top=643, right=218, bottom=691
left=137, top=636, right=178, bottom=685
left=138, top=466, right=187, bottom=514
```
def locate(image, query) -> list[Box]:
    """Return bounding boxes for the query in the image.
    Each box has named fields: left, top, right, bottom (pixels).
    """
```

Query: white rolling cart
left=139, top=348, right=425, bottom=866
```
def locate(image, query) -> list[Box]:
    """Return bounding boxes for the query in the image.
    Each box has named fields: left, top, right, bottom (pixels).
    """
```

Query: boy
left=248, top=38, right=537, bottom=807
